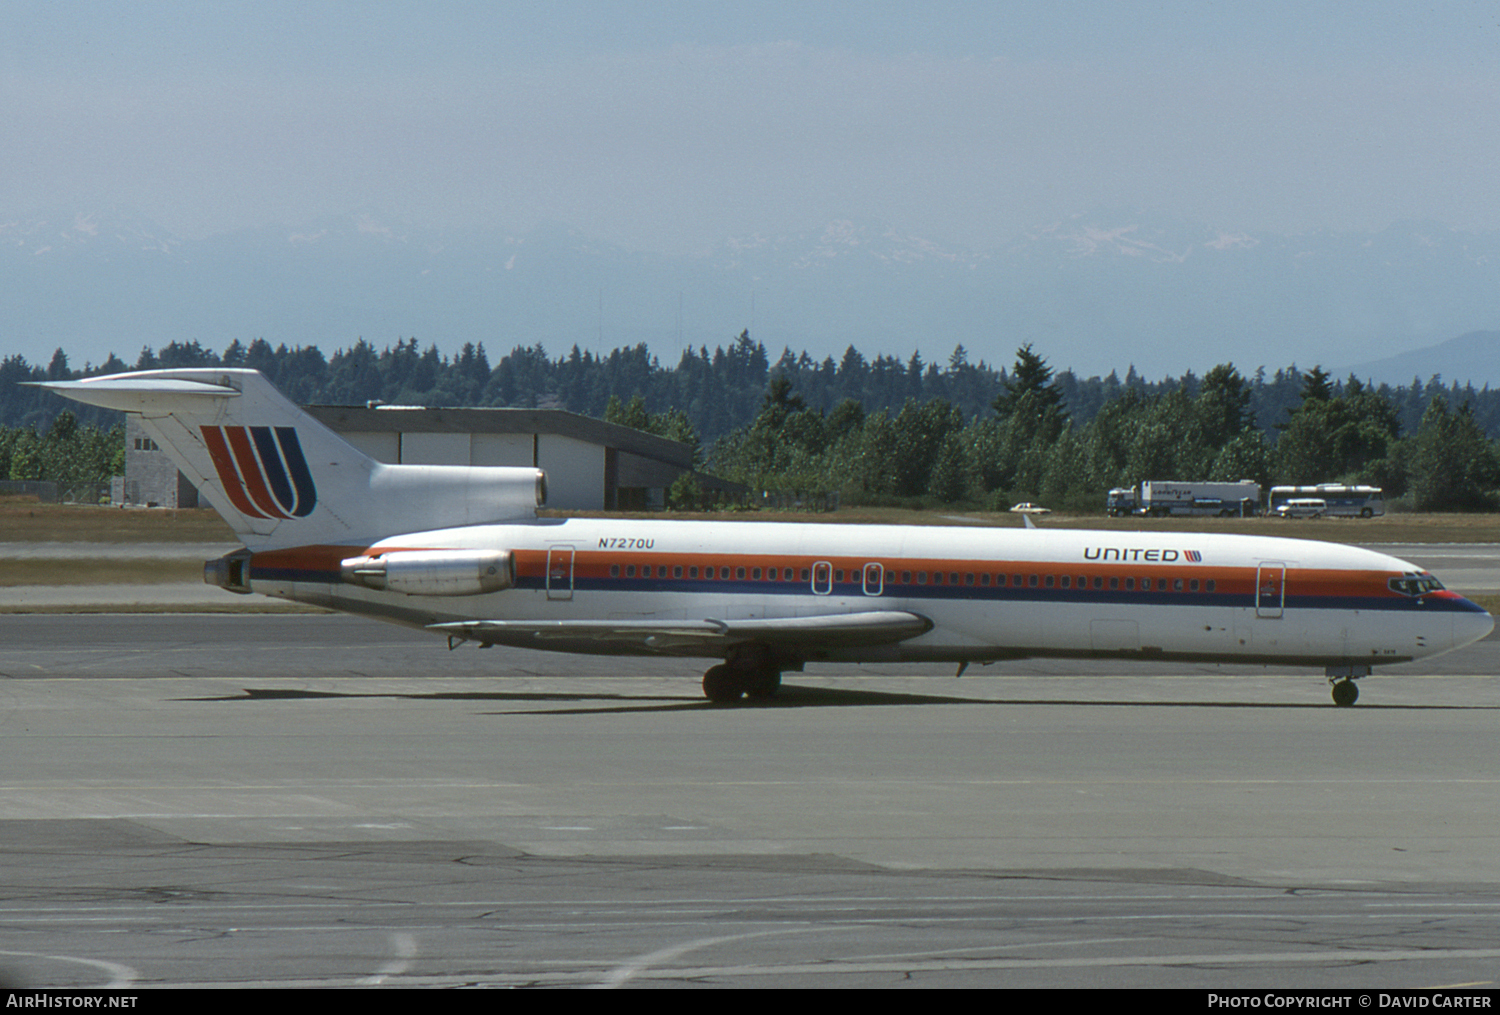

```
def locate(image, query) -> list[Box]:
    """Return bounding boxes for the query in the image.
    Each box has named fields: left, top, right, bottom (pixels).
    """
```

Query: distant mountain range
left=1339, top=330, right=1500, bottom=389
left=4, top=209, right=1499, bottom=384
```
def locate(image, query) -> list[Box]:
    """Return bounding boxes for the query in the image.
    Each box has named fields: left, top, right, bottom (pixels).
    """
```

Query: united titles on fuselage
left=1082, top=547, right=1199, bottom=563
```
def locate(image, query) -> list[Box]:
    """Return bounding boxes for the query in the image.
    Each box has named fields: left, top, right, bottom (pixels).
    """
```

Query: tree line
left=0, top=411, right=123, bottom=502
left=7, top=334, right=1500, bottom=440
left=2, top=335, right=1498, bottom=511
left=709, top=347, right=1500, bottom=513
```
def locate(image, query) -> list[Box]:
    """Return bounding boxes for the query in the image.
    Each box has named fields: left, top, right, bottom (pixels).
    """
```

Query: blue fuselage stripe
left=506, top=575, right=1482, bottom=613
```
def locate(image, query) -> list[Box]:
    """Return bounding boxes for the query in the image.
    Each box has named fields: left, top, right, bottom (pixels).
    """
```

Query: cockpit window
left=1388, top=573, right=1445, bottom=596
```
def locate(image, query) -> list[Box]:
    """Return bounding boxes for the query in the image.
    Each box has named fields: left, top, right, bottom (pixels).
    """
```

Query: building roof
left=303, top=404, right=696, bottom=468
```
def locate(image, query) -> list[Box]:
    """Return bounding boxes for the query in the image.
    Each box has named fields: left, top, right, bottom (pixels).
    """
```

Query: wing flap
left=429, top=610, right=932, bottom=654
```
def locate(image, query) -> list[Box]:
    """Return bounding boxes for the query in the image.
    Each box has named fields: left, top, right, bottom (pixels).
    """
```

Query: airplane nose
left=1453, top=601, right=1495, bottom=651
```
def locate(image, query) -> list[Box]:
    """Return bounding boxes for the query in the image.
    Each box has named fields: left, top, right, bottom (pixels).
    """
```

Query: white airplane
left=40, top=368, right=1493, bottom=707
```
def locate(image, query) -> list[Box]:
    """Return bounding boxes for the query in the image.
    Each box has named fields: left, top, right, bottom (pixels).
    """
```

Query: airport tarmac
left=1, top=613, right=1499, bottom=989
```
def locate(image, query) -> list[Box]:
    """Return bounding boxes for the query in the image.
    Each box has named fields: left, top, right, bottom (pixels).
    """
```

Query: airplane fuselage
left=235, top=517, right=1491, bottom=670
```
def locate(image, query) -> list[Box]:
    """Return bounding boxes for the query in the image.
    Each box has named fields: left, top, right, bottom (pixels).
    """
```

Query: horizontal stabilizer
left=32, top=375, right=239, bottom=411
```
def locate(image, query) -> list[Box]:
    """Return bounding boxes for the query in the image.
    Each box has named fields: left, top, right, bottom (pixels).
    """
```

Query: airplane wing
left=429, top=610, right=933, bottom=655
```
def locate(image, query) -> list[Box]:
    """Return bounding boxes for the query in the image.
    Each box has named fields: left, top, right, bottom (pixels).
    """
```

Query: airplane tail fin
left=38, top=369, right=545, bottom=548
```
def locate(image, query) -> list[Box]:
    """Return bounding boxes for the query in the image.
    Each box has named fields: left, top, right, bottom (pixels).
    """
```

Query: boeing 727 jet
left=40, top=369, right=1493, bottom=706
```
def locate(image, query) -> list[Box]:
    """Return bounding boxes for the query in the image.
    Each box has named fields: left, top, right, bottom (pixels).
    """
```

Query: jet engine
left=340, top=550, right=515, bottom=596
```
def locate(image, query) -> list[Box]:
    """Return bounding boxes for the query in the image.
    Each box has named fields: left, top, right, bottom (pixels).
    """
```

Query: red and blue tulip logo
left=201, top=425, right=317, bottom=519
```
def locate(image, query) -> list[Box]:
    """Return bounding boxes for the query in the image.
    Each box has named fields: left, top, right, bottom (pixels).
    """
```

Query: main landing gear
left=702, top=645, right=783, bottom=704
left=1326, top=664, right=1371, bottom=707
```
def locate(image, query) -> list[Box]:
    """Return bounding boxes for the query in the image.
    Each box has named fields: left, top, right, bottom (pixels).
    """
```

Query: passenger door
left=1256, top=562, right=1285, bottom=619
left=546, top=545, right=575, bottom=601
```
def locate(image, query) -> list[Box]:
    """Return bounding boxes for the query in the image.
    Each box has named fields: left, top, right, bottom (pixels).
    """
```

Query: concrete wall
left=471, top=433, right=534, bottom=468
left=341, top=431, right=534, bottom=469
left=400, top=432, right=470, bottom=466
left=123, top=417, right=194, bottom=507
left=343, top=431, right=399, bottom=462
left=537, top=434, right=605, bottom=511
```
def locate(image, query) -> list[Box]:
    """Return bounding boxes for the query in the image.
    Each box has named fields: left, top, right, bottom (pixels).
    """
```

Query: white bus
left=1268, top=485, right=1385, bottom=518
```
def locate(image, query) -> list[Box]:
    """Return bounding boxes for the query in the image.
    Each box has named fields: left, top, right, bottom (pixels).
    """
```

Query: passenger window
left=1044, top=575, right=1055, bottom=588
left=610, top=564, right=620, bottom=578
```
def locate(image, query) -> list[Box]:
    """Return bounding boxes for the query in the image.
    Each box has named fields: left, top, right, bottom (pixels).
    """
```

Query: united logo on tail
left=201, top=425, right=317, bottom=519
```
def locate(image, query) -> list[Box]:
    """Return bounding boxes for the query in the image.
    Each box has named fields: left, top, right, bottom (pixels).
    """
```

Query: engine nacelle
left=340, top=550, right=515, bottom=596
left=366, top=466, right=547, bottom=530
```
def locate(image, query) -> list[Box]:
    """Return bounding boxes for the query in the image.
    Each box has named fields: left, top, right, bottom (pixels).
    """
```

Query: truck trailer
left=1109, top=480, right=1262, bottom=517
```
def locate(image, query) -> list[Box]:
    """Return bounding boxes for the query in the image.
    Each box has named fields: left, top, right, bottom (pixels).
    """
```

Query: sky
left=5, top=0, right=1500, bottom=255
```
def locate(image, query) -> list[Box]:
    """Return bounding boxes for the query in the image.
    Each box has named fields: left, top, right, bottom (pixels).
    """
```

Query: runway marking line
left=361, top=932, right=417, bottom=986
left=0, top=949, right=138, bottom=987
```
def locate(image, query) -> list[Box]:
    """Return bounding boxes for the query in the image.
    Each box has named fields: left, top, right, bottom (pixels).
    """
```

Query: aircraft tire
left=1331, top=679, right=1359, bottom=707
left=703, top=664, right=743, bottom=703
left=744, top=668, right=781, bottom=700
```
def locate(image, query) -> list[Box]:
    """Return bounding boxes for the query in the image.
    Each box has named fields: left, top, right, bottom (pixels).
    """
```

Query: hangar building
left=121, top=405, right=730, bottom=512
